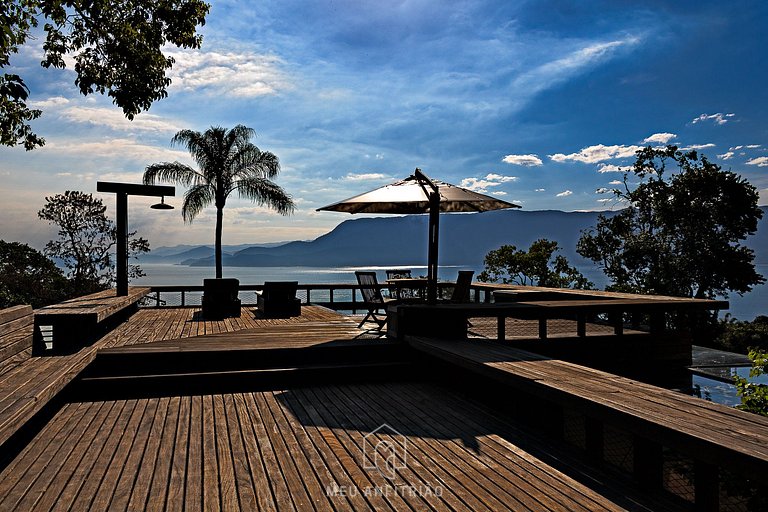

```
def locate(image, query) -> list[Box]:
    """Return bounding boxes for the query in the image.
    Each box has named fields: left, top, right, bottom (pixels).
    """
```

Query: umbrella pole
left=427, top=191, right=440, bottom=304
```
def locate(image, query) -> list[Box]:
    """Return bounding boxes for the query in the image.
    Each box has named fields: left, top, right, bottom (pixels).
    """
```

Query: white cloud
left=59, top=106, right=183, bottom=134
left=461, top=173, right=518, bottom=193
left=718, top=152, right=735, bottom=160
left=45, top=138, right=190, bottom=162
left=681, top=143, right=715, bottom=151
left=746, top=144, right=762, bottom=149
left=344, top=173, right=389, bottom=181
left=643, top=132, right=676, bottom=144
left=167, top=48, right=291, bottom=97
left=691, top=113, right=735, bottom=125
left=502, top=154, right=543, bottom=166
left=29, top=96, right=70, bottom=109
left=608, top=180, right=622, bottom=185
left=484, top=173, right=518, bottom=182
left=597, top=163, right=630, bottom=173
left=550, top=144, right=642, bottom=164
left=556, top=190, right=573, bottom=197
left=746, top=157, right=768, bottom=167
left=534, top=188, right=546, bottom=192
left=596, top=198, right=613, bottom=203
left=512, top=37, right=639, bottom=98
left=595, top=187, right=611, bottom=194
left=491, top=191, right=507, bottom=196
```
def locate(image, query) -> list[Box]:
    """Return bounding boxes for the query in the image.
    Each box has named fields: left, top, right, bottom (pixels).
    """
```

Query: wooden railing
left=142, top=283, right=496, bottom=311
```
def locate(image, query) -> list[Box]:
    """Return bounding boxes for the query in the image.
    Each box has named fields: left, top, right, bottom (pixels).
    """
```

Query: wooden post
left=115, top=192, right=128, bottom=296
left=694, top=461, right=719, bottom=512
left=585, top=417, right=604, bottom=461
left=633, top=436, right=663, bottom=489
left=497, top=315, right=505, bottom=341
left=577, top=313, right=586, bottom=337
left=538, top=316, right=548, bottom=339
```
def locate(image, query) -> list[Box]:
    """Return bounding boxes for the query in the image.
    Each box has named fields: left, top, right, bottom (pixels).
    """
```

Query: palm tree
left=144, top=125, right=294, bottom=278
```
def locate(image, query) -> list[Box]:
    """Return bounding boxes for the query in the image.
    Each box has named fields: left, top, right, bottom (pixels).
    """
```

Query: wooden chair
left=385, top=268, right=415, bottom=299
left=355, top=271, right=397, bottom=329
left=448, top=270, right=475, bottom=303
left=256, top=281, right=301, bottom=318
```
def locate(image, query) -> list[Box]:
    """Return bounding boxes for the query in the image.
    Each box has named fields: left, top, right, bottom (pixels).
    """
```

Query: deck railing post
left=181, top=290, right=185, bottom=307
left=577, top=313, right=586, bottom=337
left=650, top=312, right=665, bottom=333
left=633, top=436, right=663, bottom=489
left=538, top=316, right=548, bottom=339
left=611, top=312, right=624, bottom=335
left=694, top=461, right=719, bottom=512
left=497, top=315, right=505, bottom=341
left=155, top=291, right=161, bottom=308
left=585, top=417, right=604, bottom=461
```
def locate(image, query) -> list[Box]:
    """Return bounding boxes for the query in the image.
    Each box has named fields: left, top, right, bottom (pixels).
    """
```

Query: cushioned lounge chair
left=256, top=281, right=301, bottom=318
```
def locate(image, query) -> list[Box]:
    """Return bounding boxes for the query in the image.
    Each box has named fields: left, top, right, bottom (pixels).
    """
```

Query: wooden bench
left=407, top=336, right=768, bottom=511
left=0, top=305, right=34, bottom=376
left=33, top=287, right=150, bottom=355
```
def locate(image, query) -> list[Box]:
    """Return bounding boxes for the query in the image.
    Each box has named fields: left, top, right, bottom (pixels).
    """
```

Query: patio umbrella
left=317, top=168, right=520, bottom=304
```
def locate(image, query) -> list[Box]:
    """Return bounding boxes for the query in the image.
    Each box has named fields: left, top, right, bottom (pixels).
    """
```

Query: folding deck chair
left=355, top=271, right=397, bottom=330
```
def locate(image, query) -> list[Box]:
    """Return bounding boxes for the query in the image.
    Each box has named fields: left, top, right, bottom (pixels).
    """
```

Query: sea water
left=133, top=263, right=768, bottom=320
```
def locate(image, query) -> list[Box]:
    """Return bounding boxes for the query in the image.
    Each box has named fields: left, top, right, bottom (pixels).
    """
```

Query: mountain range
left=139, top=207, right=768, bottom=268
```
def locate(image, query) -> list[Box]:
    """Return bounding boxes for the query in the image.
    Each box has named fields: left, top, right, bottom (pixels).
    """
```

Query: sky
left=1, top=0, right=767, bottom=251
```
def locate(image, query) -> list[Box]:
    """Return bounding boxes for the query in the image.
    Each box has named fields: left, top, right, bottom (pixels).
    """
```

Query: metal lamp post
left=96, top=182, right=175, bottom=296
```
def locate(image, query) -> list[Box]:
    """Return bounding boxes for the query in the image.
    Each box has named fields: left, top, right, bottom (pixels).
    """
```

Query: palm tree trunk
left=215, top=206, right=223, bottom=278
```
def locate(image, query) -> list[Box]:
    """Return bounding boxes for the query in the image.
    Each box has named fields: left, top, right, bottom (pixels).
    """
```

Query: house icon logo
left=362, top=424, right=407, bottom=480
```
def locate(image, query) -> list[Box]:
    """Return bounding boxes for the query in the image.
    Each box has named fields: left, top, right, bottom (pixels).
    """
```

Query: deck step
left=74, top=361, right=414, bottom=400
left=84, top=341, right=406, bottom=379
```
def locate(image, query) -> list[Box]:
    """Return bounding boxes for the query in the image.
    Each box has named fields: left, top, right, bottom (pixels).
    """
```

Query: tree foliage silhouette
left=577, top=145, right=763, bottom=299
left=1, top=0, right=209, bottom=149
left=38, top=191, right=149, bottom=295
left=144, top=125, right=295, bottom=278
left=478, top=238, right=593, bottom=289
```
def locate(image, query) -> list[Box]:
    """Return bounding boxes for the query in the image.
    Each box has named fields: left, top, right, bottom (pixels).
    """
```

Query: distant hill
left=180, top=210, right=611, bottom=268
left=140, top=242, right=293, bottom=263
left=144, top=207, right=768, bottom=269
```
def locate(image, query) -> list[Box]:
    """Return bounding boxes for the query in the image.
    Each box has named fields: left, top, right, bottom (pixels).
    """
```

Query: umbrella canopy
left=319, top=171, right=515, bottom=214
left=318, top=169, right=520, bottom=303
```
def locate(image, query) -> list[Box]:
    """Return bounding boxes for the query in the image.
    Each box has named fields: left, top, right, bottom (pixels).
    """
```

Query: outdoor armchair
left=256, top=281, right=301, bottom=318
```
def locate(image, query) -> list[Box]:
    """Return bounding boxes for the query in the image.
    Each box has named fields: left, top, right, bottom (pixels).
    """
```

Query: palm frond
left=143, top=162, right=202, bottom=187
left=235, top=177, right=295, bottom=215
left=231, top=147, right=281, bottom=180
left=182, top=183, right=215, bottom=223
left=172, top=129, right=216, bottom=174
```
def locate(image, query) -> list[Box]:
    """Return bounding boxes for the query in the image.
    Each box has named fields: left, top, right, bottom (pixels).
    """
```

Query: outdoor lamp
left=150, top=197, right=174, bottom=210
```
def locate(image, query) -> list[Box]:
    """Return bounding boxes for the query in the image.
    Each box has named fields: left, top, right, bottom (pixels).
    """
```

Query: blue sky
left=2, top=0, right=767, bottom=249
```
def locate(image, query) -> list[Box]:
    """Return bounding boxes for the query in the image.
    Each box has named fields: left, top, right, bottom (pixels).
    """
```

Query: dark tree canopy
left=1, top=0, right=209, bottom=150
left=144, top=125, right=295, bottom=279
left=477, top=238, right=593, bottom=289
left=577, top=145, right=764, bottom=299
left=0, top=240, right=68, bottom=308
left=38, top=191, right=149, bottom=296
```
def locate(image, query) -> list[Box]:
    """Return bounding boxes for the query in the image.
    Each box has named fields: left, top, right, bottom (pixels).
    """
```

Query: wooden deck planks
left=0, top=381, right=685, bottom=512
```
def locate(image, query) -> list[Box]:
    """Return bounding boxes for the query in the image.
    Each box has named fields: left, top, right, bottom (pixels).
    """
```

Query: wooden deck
left=0, top=380, right=674, bottom=512
left=0, top=306, right=357, bottom=448
left=0, top=300, right=761, bottom=511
